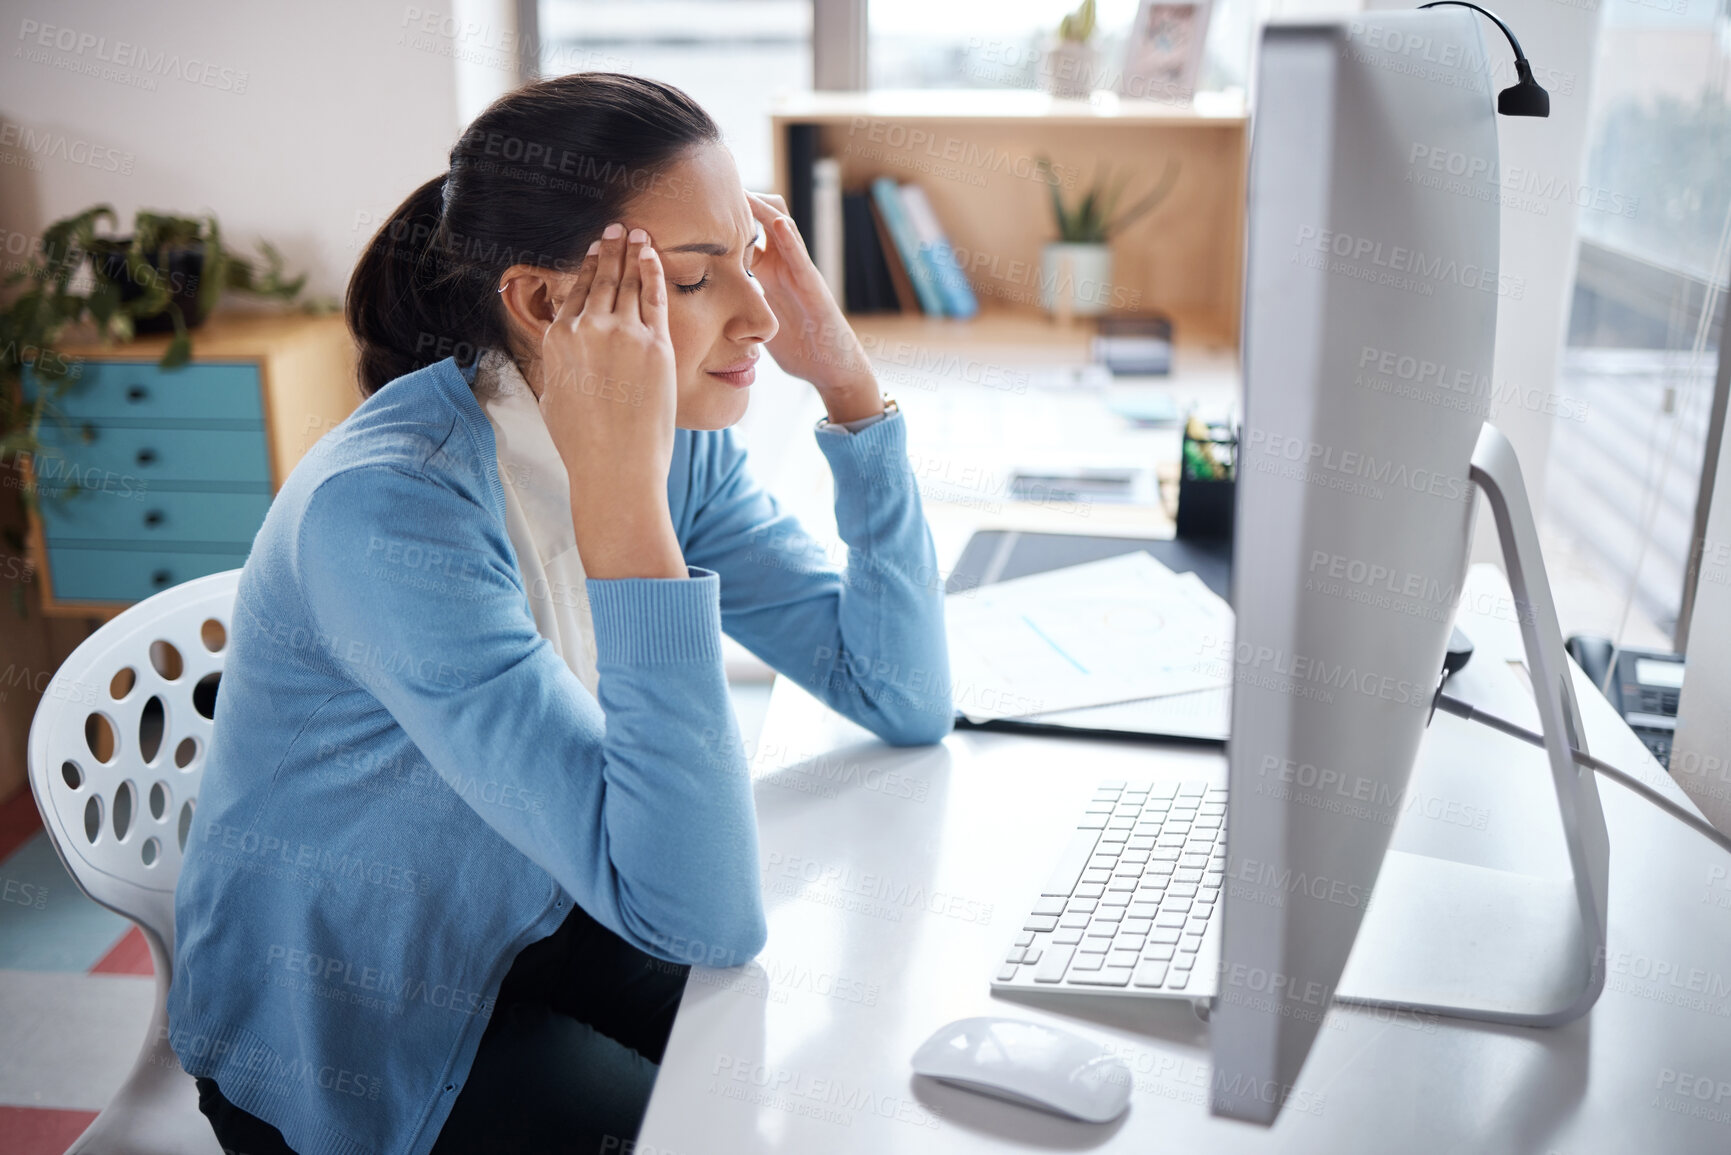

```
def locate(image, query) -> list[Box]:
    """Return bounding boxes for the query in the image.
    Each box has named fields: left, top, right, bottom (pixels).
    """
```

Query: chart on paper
left=945, top=550, right=1233, bottom=721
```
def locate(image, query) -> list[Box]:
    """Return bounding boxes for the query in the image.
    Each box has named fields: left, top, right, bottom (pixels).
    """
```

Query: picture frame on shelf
left=1119, top=0, right=1214, bottom=107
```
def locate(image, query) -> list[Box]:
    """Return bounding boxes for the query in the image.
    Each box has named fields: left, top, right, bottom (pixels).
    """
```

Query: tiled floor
left=0, top=785, right=154, bottom=1147
left=0, top=680, right=774, bottom=1154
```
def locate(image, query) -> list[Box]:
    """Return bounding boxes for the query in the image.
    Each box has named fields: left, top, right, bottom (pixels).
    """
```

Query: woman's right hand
left=538, top=223, right=687, bottom=580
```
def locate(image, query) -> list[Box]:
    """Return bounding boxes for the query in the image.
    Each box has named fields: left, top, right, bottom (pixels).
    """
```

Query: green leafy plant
left=1058, top=0, right=1098, bottom=43
left=0, top=205, right=317, bottom=612
left=1037, top=156, right=1181, bottom=244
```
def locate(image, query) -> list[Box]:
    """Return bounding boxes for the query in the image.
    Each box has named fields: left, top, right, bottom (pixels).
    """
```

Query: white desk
left=731, top=340, right=1240, bottom=582
left=639, top=564, right=1731, bottom=1153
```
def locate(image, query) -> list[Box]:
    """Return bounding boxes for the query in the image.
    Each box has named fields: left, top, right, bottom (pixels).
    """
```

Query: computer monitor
left=1210, top=10, right=1609, bottom=1125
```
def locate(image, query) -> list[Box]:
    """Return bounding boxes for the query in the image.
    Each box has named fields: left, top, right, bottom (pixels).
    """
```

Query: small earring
left=496, top=282, right=509, bottom=294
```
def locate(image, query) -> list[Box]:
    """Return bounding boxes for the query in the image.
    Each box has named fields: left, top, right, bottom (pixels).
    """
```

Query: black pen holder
left=1176, top=422, right=1237, bottom=541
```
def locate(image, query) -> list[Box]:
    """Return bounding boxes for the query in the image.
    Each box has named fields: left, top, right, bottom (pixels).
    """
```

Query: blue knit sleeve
left=294, top=463, right=766, bottom=966
left=817, top=409, right=891, bottom=435
left=682, top=410, right=954, bottom=745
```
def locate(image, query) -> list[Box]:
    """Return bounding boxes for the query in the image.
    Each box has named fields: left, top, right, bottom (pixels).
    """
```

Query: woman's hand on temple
left=746, top=191, right=885, bottom=425
left=537, top=223, right=687, bottom=579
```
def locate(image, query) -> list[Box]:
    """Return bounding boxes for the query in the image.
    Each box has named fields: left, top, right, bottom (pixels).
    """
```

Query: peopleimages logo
left=1407, top=143, right=1637, bottom=219
left=1354, top=344, right=1590, bottom=423
left=1230, top=857, right=1370, bottom=909
left=1245, top=426, right=1474, bottom=505
left=710, top=1055, right=943, bottom=1130
left=1099, top=1044, right=1333, bottom=1116
left=0, top=123, right=133, bottom=174
left=1606, top=949, right=1731, bottom=1002
left=202, top=821, right=434, bottom=897
left=845, top=116, right=1080, bottom=188
left=689, top=958, right=883, bottom=1008
left=264, top=945, right=494, bottom=1017
left=16, top=19, right=250, bottom=93
left=1345, top=20, right=1576, bottom=97
left=1198, top=633, right=1433, bottom=710
left=762, top=852, right=994, bottom=926
left=1293, top=225, right=1525, bottom=300
left=1652, top=1067, right=1731, bottom=1126
left=1255, top=752, right=1491, bottom=832
left=1307, top=549, right=1459, bottom=607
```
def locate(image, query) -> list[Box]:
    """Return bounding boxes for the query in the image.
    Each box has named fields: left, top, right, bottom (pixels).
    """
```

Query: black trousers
left=194, top=904, right=690, bottom=1155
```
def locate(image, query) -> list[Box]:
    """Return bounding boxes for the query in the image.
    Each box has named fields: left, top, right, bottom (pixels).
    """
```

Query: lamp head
left=1418, top=2, right=1551, bottom=118
left=1497, top=58, right=1550, bottom=117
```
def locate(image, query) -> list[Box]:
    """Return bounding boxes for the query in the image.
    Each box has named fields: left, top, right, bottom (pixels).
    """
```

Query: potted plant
left=1042, top=0, right=1100, bottom=100
left=87, top=212, right=232, bottom=336
left=0, top=204, right=313, bottom=614
left=1036, top=156, right=1179, bottom=318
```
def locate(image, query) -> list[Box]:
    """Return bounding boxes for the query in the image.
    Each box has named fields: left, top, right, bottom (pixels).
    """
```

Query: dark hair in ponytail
left=346, top=73, right=720, bottom=396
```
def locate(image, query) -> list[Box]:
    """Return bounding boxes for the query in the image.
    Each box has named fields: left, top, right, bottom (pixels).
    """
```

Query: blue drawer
left=34, top=486, right=270, bottom=544
left=23, top=361, right=263, bottom=424
left=32, top=424, right=271, bottom=487
left=47, top=544, right=251, bottom=603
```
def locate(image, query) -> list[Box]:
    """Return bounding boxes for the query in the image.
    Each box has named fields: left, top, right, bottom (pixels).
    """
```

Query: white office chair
left=27, top=569, right=240, bottom=1155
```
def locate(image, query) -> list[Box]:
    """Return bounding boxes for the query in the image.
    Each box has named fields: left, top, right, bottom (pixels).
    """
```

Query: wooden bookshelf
left=772, top=90, right=1249, bottom=351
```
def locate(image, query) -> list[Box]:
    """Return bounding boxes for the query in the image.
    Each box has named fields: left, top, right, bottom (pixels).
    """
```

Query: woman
left=166, top=73, right=951, bottom=1155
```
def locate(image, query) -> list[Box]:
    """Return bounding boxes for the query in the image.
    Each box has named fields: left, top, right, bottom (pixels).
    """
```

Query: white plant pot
left=1041, top=242, right=1115, bottom=317
left=1041, top=40, right=1100, bottom=100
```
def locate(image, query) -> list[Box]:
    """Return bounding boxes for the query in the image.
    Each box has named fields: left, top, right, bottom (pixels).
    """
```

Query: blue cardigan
left=166, top=356, right=951, bottom=1155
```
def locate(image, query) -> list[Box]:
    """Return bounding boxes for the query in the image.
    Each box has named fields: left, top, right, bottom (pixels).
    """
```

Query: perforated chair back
left=27, top=568, right=238, bottom=1155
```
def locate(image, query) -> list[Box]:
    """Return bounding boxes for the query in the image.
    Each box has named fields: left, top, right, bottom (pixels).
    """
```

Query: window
left=868, top=0, right=1253, bottom=95
left=536, top=0, right=814, bottom=190
left=1542, top=0, right=1730, bottom=649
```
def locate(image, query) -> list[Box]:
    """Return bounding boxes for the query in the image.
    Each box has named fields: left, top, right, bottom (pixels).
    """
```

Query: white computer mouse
left=910, top=1016, right=1131, bottom=1123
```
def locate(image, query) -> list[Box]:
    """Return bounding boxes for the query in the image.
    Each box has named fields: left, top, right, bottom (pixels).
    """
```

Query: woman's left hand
left=747, top=191, right=884, bottom=423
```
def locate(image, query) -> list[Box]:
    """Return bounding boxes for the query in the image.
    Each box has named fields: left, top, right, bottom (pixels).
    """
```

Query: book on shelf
left=785, top=122, right=977, bottom=317
left=868, top=195, right=920, bottom=314
left=785, top=124, right=819, bottom=243
left=841, top=190, right=897, bottom=313
left=897, top=183, right=979, bottom=319
left=811, top=157, right=845, bottom=301
left=870, top=177, right=946, bottom=315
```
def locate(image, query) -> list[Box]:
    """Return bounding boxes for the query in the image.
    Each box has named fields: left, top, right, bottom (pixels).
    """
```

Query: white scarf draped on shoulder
left=473, top=347, right=601, bottom=697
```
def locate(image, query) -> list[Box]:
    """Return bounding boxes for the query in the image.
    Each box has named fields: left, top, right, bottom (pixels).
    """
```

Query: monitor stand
left=1333, top=423, right=1611, bottom=1026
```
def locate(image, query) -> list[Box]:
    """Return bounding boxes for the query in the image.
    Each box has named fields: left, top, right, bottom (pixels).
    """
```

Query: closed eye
left=744, top=228, right=763, bottom=280
left=672, top=228, right=760, bottom=293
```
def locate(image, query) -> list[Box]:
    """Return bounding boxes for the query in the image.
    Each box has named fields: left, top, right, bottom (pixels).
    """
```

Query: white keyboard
left=991, top=780, right=1226, bottom=996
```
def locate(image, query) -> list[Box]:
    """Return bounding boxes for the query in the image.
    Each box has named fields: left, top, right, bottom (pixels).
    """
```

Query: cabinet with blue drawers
left=21, top=313, right=358, bottom=616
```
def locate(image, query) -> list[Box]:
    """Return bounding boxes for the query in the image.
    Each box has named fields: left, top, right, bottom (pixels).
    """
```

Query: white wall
left=0, top=0, right=467, bottom=300
left=451, top=0, right=526, bottom=126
